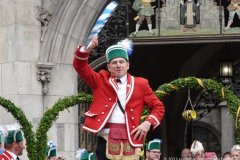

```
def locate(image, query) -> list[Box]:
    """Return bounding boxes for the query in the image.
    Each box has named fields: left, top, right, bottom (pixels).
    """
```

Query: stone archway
left=38, top=0, right=108, bottom=64
left=35, top=0, right=110, bottom=158
left=191, top=121, right=221, bottom=157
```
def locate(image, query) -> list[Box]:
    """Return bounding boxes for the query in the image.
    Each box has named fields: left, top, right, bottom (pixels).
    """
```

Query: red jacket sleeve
left=73, top=46, right=100, bottom=89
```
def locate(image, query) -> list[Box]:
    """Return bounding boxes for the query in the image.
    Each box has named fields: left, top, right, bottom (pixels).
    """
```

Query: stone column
left=221, top=101, right=236, bottom=154
left=0, top=0, right=42, bottom=159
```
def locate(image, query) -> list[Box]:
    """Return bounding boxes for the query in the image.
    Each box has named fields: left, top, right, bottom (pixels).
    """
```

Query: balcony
left=97, top=0, right=240, bottom=51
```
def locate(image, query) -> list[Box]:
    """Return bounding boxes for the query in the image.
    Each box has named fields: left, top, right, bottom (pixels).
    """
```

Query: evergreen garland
left=0, top=77, right=240, bottom=160
left=155, top=77, right=240, bottom=143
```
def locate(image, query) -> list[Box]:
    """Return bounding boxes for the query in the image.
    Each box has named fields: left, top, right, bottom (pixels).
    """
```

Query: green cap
left=147, top=139, right=162, bottom=150
left=89, top=152, right=95, bottom=160
left=80, top=150, right=88, bottom=160
left=106, top=44, right=129, bottom=63
left=4, top=129, right=24, bottom=144
left=0, top=131, right=2, bottom=144
left=46, top=147, right=57, bottom=157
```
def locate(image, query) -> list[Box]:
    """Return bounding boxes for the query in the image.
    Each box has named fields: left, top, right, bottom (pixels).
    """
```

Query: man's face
left=232, top=150, right=240, bottom=160
left=194, top=152, right=204, bottom=160
left=146, top=149, right=161, bottom=160
left=14, top=141, right=25, bottom=156
left=107, top=57, right=129, bottom=78
left=181, top=149, right=192, bottom=159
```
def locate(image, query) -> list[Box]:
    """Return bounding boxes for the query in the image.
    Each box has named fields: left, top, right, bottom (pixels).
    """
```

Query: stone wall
left=0, top=0, right=107, bottom=159
left=0, top=0, right=42, bottom=159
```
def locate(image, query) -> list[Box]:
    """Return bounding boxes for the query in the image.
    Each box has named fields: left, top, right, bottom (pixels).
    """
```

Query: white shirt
left=108, top=75, right=127, bottom=124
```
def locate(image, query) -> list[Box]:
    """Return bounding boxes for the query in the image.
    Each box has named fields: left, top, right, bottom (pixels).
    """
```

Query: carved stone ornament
left=36, top=6, right=53, bottom=43
left=36, top=63, right=54, bottom=94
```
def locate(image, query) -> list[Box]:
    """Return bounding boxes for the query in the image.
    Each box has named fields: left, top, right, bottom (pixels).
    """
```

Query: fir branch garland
left=155, top=77, right=240, bottom=143
left=0, top=97, right=35, bottom=159
left=1, top=77, right=240, bottom=159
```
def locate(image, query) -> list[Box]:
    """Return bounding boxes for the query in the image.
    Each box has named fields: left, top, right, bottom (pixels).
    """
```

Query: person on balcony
left=132, top=0, right=156, bottom=36
left=224, top=0, right=240, bottom=31
left=180, top=0, right=200, bottom=28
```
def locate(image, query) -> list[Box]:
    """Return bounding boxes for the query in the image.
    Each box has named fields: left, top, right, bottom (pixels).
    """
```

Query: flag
left=84, top=1, right=118, bottom=48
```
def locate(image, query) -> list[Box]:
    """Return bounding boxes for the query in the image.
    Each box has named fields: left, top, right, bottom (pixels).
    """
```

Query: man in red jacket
left=73, top=37, right=165, bottom=159
left=0, top=129, right=25, bottom=160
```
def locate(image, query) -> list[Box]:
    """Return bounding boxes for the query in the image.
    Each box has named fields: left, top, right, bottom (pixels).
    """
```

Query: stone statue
left=132, top=0, right=156, bottom=36
left=36, top=6, right=53, bottom=42
left=180, top=0, right=200, bottom=28
left=224, top=0, right=240, bottom=31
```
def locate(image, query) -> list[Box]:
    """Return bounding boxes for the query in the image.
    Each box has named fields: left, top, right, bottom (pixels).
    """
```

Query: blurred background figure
left=205, top=152, right=217, bottom=160
left=145, top=139, right=162, bottom=160
left=181, top=148, right=192, bottom=160
left=76, top=148, right=95, bottom=160
left=0, top=124, right=25, bottom=160
left=46, top=141, right=57, bottom=160
left=0, top=127, right=4, bottom=154
left=45, top=141, right=65, bottom=160
left=231, top=145, right=240, bottom=160
left=190, top=140, right=204, bottom=160
left=222, top=151, right=231, bottom=160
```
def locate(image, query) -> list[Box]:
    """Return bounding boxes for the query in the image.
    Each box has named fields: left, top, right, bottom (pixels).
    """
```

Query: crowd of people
left=180, top=140, right=240, bottom=160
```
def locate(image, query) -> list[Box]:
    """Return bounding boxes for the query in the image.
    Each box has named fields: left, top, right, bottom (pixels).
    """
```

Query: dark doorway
left=79, top=42, right=240, bottom=157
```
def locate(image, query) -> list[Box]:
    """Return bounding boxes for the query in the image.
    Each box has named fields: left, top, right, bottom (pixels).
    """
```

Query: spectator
left=145, top=139, right=162, bottom=160
left=0, top=129, right=4, bottom=154
left=222, top=151, right=231, bottom=160
left=181, top=148, right=192, bottom=160
left=231, top=145, right=240, bottom=160
left=190, top=140, right=204, bottom=160
left=46, top=141, right=65, bottom=160
left=0, top=128, right=25, bottom=160
left=76, top=148, right=95, bottom=160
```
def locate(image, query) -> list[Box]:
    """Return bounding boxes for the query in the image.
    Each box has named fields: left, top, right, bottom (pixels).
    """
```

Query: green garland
left=0, top=77, right=240, bottom=160
left=35, top=92, right=92, bottom=160
left=0, top=97, right=36, bottom=159
left=155, top=77, right=240, bottom=143
left=0, top=93, right=92, bottom=160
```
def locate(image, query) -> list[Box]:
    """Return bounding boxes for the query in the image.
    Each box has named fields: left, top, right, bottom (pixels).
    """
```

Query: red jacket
left=73, top=47, right=165, bottom=147
left=0, top=151, right=15, bottom=160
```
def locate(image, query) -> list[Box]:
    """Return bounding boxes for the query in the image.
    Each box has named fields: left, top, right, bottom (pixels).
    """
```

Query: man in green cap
left=0, top=129, right=25, bottom=160
left=76, top=149, right=96, bottom=160
left=45, top=141, right=65, bottom=160
left=46, top=146, right=57, bottom=160
left=145, top=139, right=162, bottom=160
